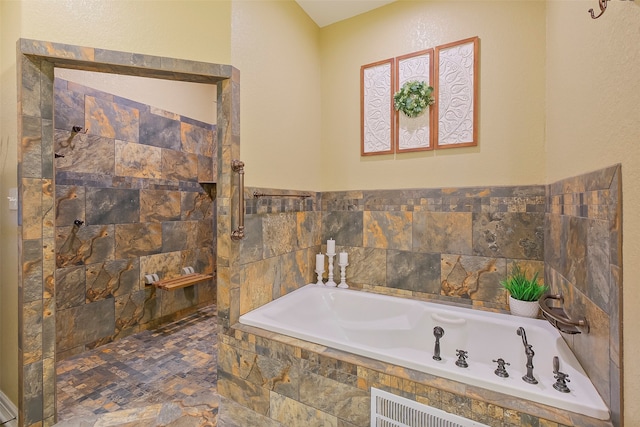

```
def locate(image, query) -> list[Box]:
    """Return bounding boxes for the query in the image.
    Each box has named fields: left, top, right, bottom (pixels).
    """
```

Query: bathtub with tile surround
left=239, top=284, right=609, bottom=421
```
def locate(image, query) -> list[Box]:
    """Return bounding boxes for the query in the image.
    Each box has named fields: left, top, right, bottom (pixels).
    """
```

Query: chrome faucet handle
left=553, top=356, right=571, bottom=393
left=455, top=349, right=469, bottom=368
left=492, top=358, right=510, bottom=378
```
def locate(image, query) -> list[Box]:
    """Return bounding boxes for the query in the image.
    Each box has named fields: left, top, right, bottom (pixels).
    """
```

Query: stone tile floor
left=55, top=305, right=220, bottom=426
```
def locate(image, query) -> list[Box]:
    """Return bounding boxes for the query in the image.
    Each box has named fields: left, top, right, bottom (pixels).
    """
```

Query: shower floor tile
left=55, top=305, right=218, bottom=425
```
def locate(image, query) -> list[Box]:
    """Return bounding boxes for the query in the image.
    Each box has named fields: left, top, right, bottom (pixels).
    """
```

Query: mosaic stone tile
left=85, top=95, right=140, bottom=142
left=56, top=306, right=218, bottom=423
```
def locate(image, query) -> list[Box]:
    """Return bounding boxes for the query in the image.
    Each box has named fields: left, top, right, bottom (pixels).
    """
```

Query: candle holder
left=326, top=253, right=337, bottom=287
left=338, top=263, right=349, bottom=288
left=315, top=268, right=325, bottom=286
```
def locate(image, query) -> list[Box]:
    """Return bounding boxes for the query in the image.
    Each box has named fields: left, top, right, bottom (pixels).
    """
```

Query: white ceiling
left=295, top=0, right=397, bottom=27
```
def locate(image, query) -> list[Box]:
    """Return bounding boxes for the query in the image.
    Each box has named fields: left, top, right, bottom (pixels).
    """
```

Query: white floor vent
left=371, top=388, right=489, bottom=427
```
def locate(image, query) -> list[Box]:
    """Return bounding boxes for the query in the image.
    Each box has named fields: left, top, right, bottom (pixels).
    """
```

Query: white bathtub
left=239, top=284, right=609, bottom=420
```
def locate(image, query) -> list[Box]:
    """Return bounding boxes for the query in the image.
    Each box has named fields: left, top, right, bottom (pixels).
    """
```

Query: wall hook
left=589, top=0, right=609, bottom=19
left=71, top=125, right=87, bottom=134
left=73, top=219, right=84, bottom=227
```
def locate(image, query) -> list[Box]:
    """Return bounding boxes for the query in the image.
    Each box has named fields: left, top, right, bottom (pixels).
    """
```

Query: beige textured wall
left=320, top=1, right=547, bottom=190
left=0, top=0, right=231, bottom=406
left=545, top=1, right=640, bottom=424
left=231, top=0, right=323, bottom=191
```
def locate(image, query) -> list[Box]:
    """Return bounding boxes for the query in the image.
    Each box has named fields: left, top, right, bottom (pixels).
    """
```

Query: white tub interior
left=239, top=284, right=609, bottom=421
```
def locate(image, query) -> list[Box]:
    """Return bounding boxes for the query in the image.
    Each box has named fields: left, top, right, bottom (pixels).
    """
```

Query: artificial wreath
left=393, top=80, right=435, bottom=118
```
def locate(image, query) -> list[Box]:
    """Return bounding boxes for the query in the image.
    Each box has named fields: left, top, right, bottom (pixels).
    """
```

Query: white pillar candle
left=339, top=251, right=348, bottom=264
left=327, top=238, right=335, bottom=254
left=316, top=253, right=324, bottom=271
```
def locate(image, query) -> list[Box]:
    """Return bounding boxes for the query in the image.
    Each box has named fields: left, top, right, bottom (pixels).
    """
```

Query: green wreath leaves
left=393, top=80, right=435, bottom=118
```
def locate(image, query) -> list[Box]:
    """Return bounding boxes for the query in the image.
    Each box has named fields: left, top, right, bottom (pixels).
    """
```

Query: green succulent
left=500, top=264, right=548, bottom=302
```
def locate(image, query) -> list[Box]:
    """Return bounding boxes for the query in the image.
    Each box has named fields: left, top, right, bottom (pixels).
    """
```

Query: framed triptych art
left=434, top=36, right=479, bottom=149
left=395, top=49, right=434, bottom=153
left=360, top=58, right=395, bottom=156
left=360, top=36, right=479, bottom=156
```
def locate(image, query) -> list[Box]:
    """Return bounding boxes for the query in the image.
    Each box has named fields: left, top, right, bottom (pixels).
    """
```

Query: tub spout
left=517, top=327, right=538, bottom=384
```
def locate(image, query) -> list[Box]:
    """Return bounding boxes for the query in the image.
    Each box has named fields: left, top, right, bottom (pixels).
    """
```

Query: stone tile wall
left=545, top=165, right=622, bottom=426
left=220, top=188, right=321, bottom=326
left=321, top=186, right=546, bottom=312
left=53, top=79, right=217, bottom=360
left=221, top=323, right=614, bottom=427
left=221, top=174, right=622, bottom=426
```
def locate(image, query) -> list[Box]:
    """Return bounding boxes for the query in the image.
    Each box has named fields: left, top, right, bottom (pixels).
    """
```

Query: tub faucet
left=517, top=327, right=538, bottom=384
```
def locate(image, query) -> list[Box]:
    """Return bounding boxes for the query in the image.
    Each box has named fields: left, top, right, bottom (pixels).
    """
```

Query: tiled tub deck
left=220, top=321, right=613, bottom=427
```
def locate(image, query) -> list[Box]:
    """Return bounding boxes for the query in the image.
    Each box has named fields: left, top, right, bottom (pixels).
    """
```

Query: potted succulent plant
left=500, top=264, right=548, bottom=318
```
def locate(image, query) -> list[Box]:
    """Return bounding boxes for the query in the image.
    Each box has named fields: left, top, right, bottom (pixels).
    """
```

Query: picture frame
left=395, top=49, right=434, bottom=153
left=434, top=36, right=479, bottom=149
left=361, top=58, right=395, bottom=156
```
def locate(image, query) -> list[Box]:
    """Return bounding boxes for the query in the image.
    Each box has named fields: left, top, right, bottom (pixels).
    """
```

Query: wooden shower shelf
left=153, top=273, right=213, bottom=291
